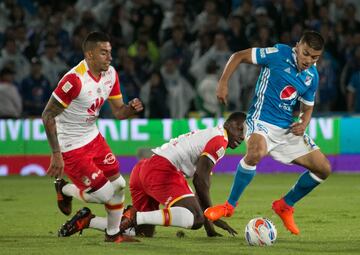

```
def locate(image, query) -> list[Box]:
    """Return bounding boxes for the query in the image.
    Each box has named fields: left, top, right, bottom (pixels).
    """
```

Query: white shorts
left=245, top=119, right=319, bottom=164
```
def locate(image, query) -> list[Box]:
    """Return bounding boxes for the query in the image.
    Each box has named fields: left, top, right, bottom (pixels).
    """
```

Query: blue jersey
left=247, top=44, right=319, bottom=129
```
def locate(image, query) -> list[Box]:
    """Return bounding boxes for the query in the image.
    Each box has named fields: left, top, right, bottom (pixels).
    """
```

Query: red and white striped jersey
left=52, top=60, right=121, bottom=152
left=152, top=125, right=228, bottom=177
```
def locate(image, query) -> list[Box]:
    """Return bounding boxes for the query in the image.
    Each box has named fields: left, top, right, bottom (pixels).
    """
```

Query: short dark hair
left=82, top=31, right=110, bottom=52
left=224, top=112, right=247, bottom=124
left=300, top=31, right=325, bottom=51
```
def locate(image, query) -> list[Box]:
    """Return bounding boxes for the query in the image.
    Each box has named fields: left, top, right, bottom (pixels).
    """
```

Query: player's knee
left=191, top=210, right=204, bottom=230
left=111, top=175, right=126, bottom=190
left=321, top=158, right=332, bottom=179
left=245, top=150, right=264, bottom=165
left=90, top=181, right=115, bottom=203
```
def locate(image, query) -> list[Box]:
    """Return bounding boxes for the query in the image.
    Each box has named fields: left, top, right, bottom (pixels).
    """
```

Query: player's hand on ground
left=290, top=122, right=306, bottom=136
left=216, top=80, right=228, bottom=105
left=204, top=219, right=223, bottom=237
left=129, top=98, right=144, bottom=112
left=213, top=219, right=238, bottom=236
left=47, top=152, right=64, bottom=178
left=206, top=229, right=223, bottom=237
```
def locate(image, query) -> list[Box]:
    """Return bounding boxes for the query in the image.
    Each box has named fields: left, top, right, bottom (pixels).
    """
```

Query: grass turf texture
left=0, top=174, right=359, bottom=255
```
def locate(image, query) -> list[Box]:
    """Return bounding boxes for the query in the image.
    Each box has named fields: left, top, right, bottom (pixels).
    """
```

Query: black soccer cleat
left=54, top=179, right=73, bottom=216
left=58, top=207, right=95, bottom=237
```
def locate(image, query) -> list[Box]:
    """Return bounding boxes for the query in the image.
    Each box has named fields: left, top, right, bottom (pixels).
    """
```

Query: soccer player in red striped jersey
left=42, top=31, right=143, bottom=243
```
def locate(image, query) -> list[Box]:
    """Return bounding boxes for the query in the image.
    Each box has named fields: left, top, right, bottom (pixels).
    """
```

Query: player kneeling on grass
left=58, top=112, right=246, bottom=238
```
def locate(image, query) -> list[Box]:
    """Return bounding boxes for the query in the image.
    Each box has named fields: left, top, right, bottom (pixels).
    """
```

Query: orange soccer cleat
left=105, top=231, right=139, bottom=243
left=204, top=201, right=235, bottom=221
left=272, top=198, right=300, bottom=235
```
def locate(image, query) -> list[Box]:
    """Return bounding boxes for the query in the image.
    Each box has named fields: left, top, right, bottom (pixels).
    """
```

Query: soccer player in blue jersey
left=204, top=31, right=331, bottom=235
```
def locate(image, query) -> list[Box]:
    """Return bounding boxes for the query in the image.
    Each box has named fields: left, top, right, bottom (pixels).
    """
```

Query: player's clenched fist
left=129, top=98, right=144, bottom=112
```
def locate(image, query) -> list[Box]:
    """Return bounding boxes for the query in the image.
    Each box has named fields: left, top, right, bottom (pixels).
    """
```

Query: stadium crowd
left=0, top=0, right=360, bottom=119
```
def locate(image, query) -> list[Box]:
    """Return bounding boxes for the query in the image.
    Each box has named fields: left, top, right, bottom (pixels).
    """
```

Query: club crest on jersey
left=62, top=81, right=73, bottom=93
left=103, top=153, right=116, bottom=164
left=280, top=85, right=297, bottom=101
left=304, top=76, right=312, bottom=86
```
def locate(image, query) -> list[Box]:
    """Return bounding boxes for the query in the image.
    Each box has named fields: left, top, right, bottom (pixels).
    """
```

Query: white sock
left=137, top=207, right=194, bottom=229
left=105, top=180, right=125, bottom=236
left=89, top=216, right=107, bottom=231
left=62, top=183, right=112, bottom=203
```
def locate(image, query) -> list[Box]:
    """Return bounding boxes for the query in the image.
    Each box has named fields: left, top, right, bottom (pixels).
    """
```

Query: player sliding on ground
left=204, top=31, right=331, bottom=235
left=58, top=112, right=246, bottom=238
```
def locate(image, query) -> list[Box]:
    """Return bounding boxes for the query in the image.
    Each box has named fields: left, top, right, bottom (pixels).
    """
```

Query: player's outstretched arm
left=217, top=48, right=253, bottom=105
left=42, top=96, right=66, bottom=178
left=108, top=97, right=143, bottom=120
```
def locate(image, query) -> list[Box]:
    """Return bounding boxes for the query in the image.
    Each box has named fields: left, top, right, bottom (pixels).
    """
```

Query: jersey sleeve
left=53, top=73, right=82, bottom=107
left=299, top=72, right=319, bottom=106
left=201, top=136, right=228, bottom=164
left=108, top=70, right=122, bottom=99
left=252, top=44, right=281, bottom=66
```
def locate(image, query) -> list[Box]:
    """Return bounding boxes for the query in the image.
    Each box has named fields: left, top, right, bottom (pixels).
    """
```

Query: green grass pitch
left=0, top=173, right=359, bottom=255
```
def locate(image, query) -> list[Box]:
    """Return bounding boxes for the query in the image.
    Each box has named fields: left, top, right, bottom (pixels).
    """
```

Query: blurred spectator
left=0, top=67, right=22, bottom=118
left=346, top=70, right=360, bottom=113
left=119, top=55, right=142, bottom=104
left=246, top=6, right=276, bottom=43
left=196, top=60, right=221, bottom=117
left=160, top=25, right=192, bottom=78
left=192, top=0, right=228, bottom=34
left=190, top=31, right=240, bottom=110
left=140, top=71, right=170, bottom=118
left=128, top=27, right=160, bottom=64
left=161, top=57, right=194, bottom=118
left=0, top=38, right=30, bottom=83
left=20, top=58, right=51, bottom=117
left=134, top=41, right=155, bottom=83
left=225, top=15, right=249, bottom=52
left=341, top=3, right=360, bottom=34
left=315, top=52, right=339, bottom=112
left=40, top=42, right=68, bottom=87
left=160, top=0, right=191, bottom=43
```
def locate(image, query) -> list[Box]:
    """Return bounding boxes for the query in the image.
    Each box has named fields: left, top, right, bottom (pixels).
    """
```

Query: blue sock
left=284, top=171, right=323, bottom=206
left=227, top=159, right=256, bottom=207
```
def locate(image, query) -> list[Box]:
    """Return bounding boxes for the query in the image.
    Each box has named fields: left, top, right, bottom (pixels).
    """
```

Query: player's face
left=227, top=121, right=245, bottom=149
left=295, top=42, right=322, bottom=71
left=92, top=42, right=112, bottom=72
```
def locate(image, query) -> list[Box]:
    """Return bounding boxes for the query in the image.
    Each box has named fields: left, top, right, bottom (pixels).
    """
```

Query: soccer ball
left=244, top=217, right=277, bottom=246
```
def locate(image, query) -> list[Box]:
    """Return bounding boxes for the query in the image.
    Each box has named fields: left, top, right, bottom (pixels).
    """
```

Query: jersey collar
left=83, top=59, right=102, bottom=83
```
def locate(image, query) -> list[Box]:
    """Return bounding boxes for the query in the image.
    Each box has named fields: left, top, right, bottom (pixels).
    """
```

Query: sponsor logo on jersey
left=279, top=85, right=297, bottom=101
left=87, top=97, right=104, bottom=116
left=103, top=153, right=116, bottom=164
left=62, top=81, right=73, bottom=93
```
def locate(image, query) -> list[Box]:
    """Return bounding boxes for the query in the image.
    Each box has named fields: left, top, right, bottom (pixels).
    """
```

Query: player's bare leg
left=273, top=150, right=331, bottom=235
